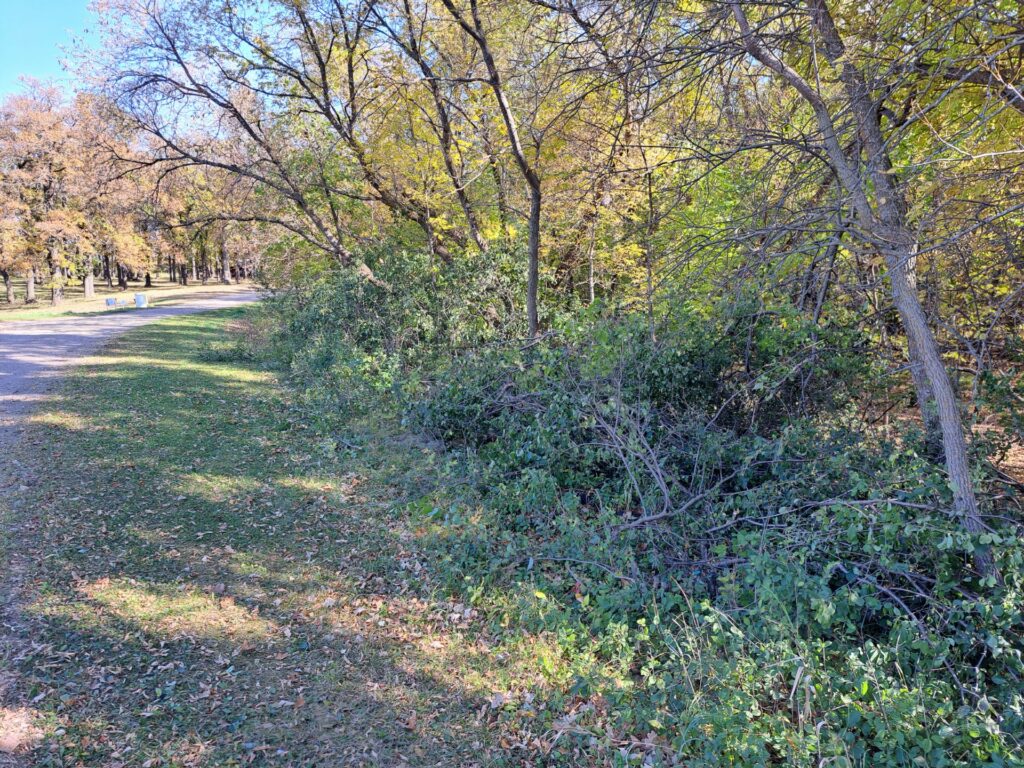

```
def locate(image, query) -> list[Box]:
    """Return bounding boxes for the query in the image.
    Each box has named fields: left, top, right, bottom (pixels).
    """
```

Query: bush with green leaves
left=248, top=241, right=528, bottom=414
left=259, top=266, right=1024, bottom=766
left=408, top=305, right=1024, bottom=766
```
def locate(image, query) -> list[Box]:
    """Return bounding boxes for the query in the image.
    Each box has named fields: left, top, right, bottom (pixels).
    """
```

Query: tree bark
left=1, top=270, right=13, bottom=304
left=50, top=254, right=63, bottom=306
left=221, top=246, right=233, bottom=284
left=526, top=188, right=541, bottom=336
left=587, top=246, right=596, bottom=305
left=25, top=266, right=36, bottom=303
left=440, top=0, right=542, bottom=337
left=885, top=244, right=994, bottom=563
left=807, top=0, right=995, bottom=577
left=83, top=268, right=95, bottom=299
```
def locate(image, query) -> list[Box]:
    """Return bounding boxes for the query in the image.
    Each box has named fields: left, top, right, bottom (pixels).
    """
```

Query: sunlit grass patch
left=79, top=578, right=276, bottom=642
left=0, top=705, right=44, bottom=754
left=225, top=552, right=274, bottom=580
left=274, top=474, right=353, bottom=497
left=164, top=472, right=263, bottom=504
left=144, top=356, right=274, bottom=384
left=75, top=356, right=274, bottom=389
left=26, top=410, right=95, bottom=431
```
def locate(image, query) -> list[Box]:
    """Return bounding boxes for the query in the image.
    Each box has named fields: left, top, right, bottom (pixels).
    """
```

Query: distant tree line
left=0, top=88, right=262, bottom=304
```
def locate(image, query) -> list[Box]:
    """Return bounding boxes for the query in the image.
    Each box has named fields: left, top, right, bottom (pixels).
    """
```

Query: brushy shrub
left=408, top=305, right=1024, bottom=766
left=247, top=241, right=527, bottom=416
left=258, top=267, right=1024, bottom=766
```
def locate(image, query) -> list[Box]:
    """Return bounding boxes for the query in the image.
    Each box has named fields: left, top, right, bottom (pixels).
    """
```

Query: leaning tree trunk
left=905, top=310, right=942, bottom=454
left=884, top=241, right=996, bottom=578
left=805, top=0, right=994, bottom=579
left=732, top=0, right=997, bottom=579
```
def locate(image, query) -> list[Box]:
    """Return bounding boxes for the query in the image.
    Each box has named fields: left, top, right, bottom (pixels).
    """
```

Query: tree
left=0, top=166, right=33, bottom=304
left=676, top=0, right=1024, bottom=576
left=0, top=87, right=76, bottom=305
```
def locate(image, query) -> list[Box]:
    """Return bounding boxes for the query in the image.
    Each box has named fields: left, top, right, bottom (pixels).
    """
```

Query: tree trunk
left=220, top=247, right=233, bottom=285
left=117, top=262, right=128, bottom=290
left=588, top=254, right=595, bottom=304
left=440, top=0, right=542, bottom=336
left=145, top=272, right=152, bottom=287
left=807, top=0, right=995, bottom=578
left=83, top=268, right=95, bottom=299
left=733, top=0, right=997, bottom=579
left=25, top=266, right=36, bottom=303
left=905, top=310, right=942, bottom=456
left=526, top=188, right=541, bottom=338
left=1, top=270, right=13, bottom=304
left=50, top=257, right=63, bottom=306
left=886, top=240, right=996, bottom=577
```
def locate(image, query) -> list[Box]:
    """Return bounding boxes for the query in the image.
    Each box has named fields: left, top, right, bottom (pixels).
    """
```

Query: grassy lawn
left=0, top=279, right=252, bottom=322
left=0, top=310, right=553, bottom=767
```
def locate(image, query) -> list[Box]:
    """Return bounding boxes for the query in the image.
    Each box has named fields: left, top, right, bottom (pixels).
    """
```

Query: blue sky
left=0, top=0, right=96, bottom=96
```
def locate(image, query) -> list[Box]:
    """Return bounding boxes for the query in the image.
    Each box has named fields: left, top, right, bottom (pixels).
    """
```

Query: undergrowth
left=245, top=267, right=1024, bottom=767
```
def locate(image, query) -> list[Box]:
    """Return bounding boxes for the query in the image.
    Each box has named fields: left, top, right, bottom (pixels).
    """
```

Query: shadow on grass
left=3, top=310, right=501, bottom=767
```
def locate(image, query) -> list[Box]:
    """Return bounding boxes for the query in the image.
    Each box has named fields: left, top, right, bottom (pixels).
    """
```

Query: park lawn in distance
left=0, top=280, right=252, bottom=323
left=0, top=309, right=552, bottom=767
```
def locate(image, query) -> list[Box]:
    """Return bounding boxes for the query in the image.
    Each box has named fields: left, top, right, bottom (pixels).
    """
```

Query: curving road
left=0, top=288, right=262, bottom=447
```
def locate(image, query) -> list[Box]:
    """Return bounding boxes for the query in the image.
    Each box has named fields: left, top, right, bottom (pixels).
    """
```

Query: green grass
left=0, top=309, right=557, bottom=767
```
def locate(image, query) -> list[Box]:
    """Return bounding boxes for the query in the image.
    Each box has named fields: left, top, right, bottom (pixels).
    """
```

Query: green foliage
left=245, top=242, right=526, bottom=416
left=260, top=272, right=1024, bottom=766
